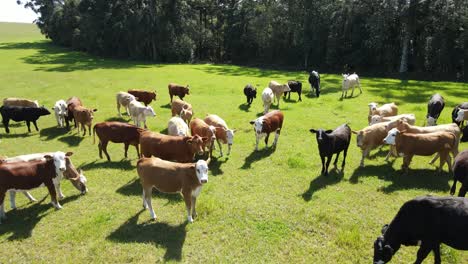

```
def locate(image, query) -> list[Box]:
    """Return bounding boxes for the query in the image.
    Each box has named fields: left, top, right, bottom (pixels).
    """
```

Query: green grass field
left=0, top=22, right=467, bottom=263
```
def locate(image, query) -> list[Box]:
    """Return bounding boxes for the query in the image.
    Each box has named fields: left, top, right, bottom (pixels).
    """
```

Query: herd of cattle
left=1, top=71, right=468, bottom=262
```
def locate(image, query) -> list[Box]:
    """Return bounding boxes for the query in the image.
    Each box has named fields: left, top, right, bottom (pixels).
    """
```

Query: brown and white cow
left=369, top=114, right=415, bottom=126
left=383, top=128, right=457, bottom=173
left=249, top=110, right=284, bottom=151
left=168, top=116, right=190, bottom=137
left=352, top=122, right=392, bottom=167
left=204, top=114, right=235, bottom=157
left=171, top=99, right=193, bottom=124
left=3, top=98, right=39, bottom=108
left=128, top=89, right=157, bottom=106
left=168, top=83, right=190, bottom=102
left=65, top=96, right=83, bottom=129
left=190, top=118, right=217, bottom=157
left=268, top=81, right=291, bottom=107
left=139, top=131, right=208, bottom=163
left=138, top=157, right=209, bottom=222
left=116, top=91, right=137, bottom=117
left=73, top=106, right=97, bottom=136
left=93, top=121, right=144, bottom=161
left=368, top=102, right=398, bottom=125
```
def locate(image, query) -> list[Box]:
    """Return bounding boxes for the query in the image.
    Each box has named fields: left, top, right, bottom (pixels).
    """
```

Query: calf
left=268, top=81, right=291, bottom=107
left=190, top=118, right=217, bottom=157
left=261, top=87, right=274, bottom=114
left=352, top=122, right=392, bottom=167
left=373, top=196, right=468, bottom=264
left=3, top=98, right=39, bottom=108
left=249, top=110, right=284, bottom=151
left=73, top=106, right=97, bottom=136
left=93, top=122, right=144, bottom=161
left=450, top=150, right=468, bottom=197
left=138, top=157, right=209, bottom=222
left=168, top=83, right=190, bottom=102
left=452, top=102, right=468, bottom=127
left=204, top=114, right=235, bottom=157
left=455, top=109, right=468, bottom=125
left=65, top=96, right=82, bottom=129
left=284, top=81, right=302, bottom=101
left=368, top=102, right=398, bottom=125
left=128, top=100, right=155, bottom=128
left=140, top=131, right=208, bottom=163
left=426, top=93, right=445, bottom=126
left=0, top=152, right=71, bottom=223
left=341, top=73, right=362, bottom=98
left=116, top=91, right=137, bottom=117
left=369, top=114, right=415, bottom=126
left=171, top=99, right=193, bottom=123
left=168, top=116, right=190, bottom=137
left=243, top=84, right=257, bottom=105
left=383, top=128, right=456, bottom=173
left=0, top=105, right=50, bottom=133
left=53, top=100, right=68, bottom=128
left=309, top=124, right=351, bottom=176
left=128, top=89, right=156, bottom=106
left=308, top=70, right=320, bottom=97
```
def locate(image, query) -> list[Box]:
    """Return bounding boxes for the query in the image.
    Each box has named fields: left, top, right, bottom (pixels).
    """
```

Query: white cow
left=129, top=100, right=156, bottom=128
left=370, top=114, right=416, bottom=126
left=341, top=73, right=362, bottom=98
left=262, top=87, right=275, bottom=114
left=53, top=100, right=68, bottom=127
left=116, top=91, right=137, bottom=117
left=168, top=116, right=190, bottom=137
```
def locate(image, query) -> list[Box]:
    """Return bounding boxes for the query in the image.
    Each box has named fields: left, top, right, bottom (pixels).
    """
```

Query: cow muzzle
left=201, top=179, right=208, bottom=184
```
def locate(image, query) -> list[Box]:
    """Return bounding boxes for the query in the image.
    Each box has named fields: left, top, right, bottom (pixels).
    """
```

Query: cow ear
left=325, top=130, right=333, bottom=133
left=249, top=120, right=255, bottom=125
left=309, top=129, right=317, bottom=134
left=92, top=109, right=98, bottom=112
left=65, top=152, right=73, bottom=157
left=44, top=155, right=53, bottom=161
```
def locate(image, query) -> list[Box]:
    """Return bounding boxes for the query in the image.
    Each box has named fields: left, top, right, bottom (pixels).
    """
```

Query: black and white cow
left=309, top=124, right=351, bottom=176
left=452, top=102, right=468, bottom=127
left=0, top=105, right=51, bottom=133
left=284, top=81, right=302, bottom=101
left=243, top=84, right=257, bottom=105
left=426, top=94, right=445, bottom=126
left=461, top=126, right=468, bottom=142
left=450, top=150, right=468, bottom=197
left=373, top=196, right=468, bottom=264
left=308, top=70, right=321, bottom=97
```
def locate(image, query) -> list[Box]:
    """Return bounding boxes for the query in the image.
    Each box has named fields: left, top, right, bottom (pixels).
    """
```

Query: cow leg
left=23, top=191, right=36, bottom=202
left=433, top=244, right=441, bottom=264
left=458, top=186, right=467, bottom=197
left=360, top=148, right=370, bottom=167
left=264, top=133, right=270, bottom=147
left=98, top=141, right=103, bottom=159
left=117, top=102, right=121, bottom=117
left=144, top=187, right=156, bottom=219
left=26, top=120, right=32, bottom=132
left=142, top=188, right=147, bottom=209
left=9, top=191, right=16, bottom=209
left=182, top=191, right=193, bottom=223
left=3, top=118, right=10, bottom=133
left=402, top=155, right=413, bottom=173
left=429, top=153, right=439, bottom=165
left=46, top=183, right=62, bottom=209
left=32, top=120, right=39, bottom=131
left=82, top=124, right=86, bottom=136
left=414, top=243, right=433, bottom=264
left=101, top=141, right=111, bottom=161
left=342, top=147, right=348, bottom=170
left=55, top=112, right=61, bottom=127
left=0, top=190, right=6, bottom=222
left=143, top=118, right=148, bottom=129
left=191, top=196, right=197, bottom=219
left=88, top=124, right=92, bottom=136
left=55, top=181, right=65, bottom=200
left=320, top=155, right=326, bottom=175
left=255, top=134, right=260, bottom=151
left=273, top=129, right=280, bottom=147
left=217, top=139, right=223, bottom=157
left=324, top=155, right=332, bottom=176
left=134, top=143, right=140, bottom=159
left=124, top=143, right=129, bottom=158
left=358, top=83, right=363, bottom=94
left=298, top=91, right=302, bottom=101
left=350, top=86, right=355, bottom=97
left=333, top=152, right=340, bottom=168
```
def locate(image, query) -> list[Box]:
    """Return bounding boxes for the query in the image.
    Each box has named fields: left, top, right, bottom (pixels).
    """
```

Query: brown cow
left=65, top=96, right=82, bottom=129
left=168, top=83, right=190, bottom=102
left=249, top=110, right=284, bottom=151
left=352, top=122, right=392, bottom=167
left=73, top=106, right=97, bottom=136
left=171, top=99, right=193, bottom=123
left=93, top=122, right=144, bottom=161
left=383, top=128, right=457, bottom=173
left=128, top=89, right=157, bottom=106
left=137, top=157, right=209, bottom=222
left=190, top=118, right=217, bottom=157
left=139, top=131, right=208, bottom=163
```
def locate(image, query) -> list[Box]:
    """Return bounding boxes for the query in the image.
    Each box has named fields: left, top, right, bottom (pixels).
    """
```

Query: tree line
left=20, top=0, right=468, bottom=80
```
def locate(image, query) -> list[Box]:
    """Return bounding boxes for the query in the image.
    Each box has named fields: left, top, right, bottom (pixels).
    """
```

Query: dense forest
left=20, top=0, right=468, bottom=79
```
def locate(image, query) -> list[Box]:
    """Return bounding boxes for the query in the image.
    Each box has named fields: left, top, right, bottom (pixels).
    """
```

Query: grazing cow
left=204, top=114, right=235, bottom=157
left=373, top=196, right=468, bottom=264
left=4, top=152, right=87, bottom=209
left=462, top=126, right=468, bottom=142
left=450, top=150, right=468, bottom=197
left=352, top=122, right=393, bottom=167
left=309, top=124, right=351, bottom=176
left=93, top=122, right=144, bottom=161
left=455, top=109, right=468, bottom=125
left=128, top=89, right=156, bottom=106
left=65, top=96, right=82, bottom=129
left=0, top=105, right=50, bottom=133
left=128, top=100, right=155, bottom=128
left=73, top=106, right=97, bottom=136
left=171, top=99, right=193, bottom=124
left=53, top=100, right=68, bottom=128
left=426, top=93, right=445, bottom=126
left=284, top=81, right=302, bottom=101
left=308, top=70, right=321, bottom=97
left=243, top=84, right=257, bottom=105
left=261, top=87, right=274, bottom=114
left=190, top=118, right=217, bottom=157
left=168, top=83, right=189, bottom=102
left=341, top=73, right=362, bottom=98
left=3, top=98, right=39, bottom=108
left=116, top=91, right=137, bottom=117
left=383, top=128, right=456, bottom=173
left=168, top=116, right=190, bottom=137
left=140, top=131, right=208, bottom=163
left=368, top=102, right=398, bottom=125
left=138, top=157, right=209, bottom=222
left=0, top=152, right=72, bottom=223
left=268, top=81, right=291, bottom=107
left=452, top=102, right=468, bottom=127
left=249, top=110, right=284, bottom=151
left=369, top=114, right=415, bottom=126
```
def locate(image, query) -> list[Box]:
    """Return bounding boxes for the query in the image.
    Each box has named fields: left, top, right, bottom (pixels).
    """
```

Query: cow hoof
left=187, top=217, right=194, bottom=223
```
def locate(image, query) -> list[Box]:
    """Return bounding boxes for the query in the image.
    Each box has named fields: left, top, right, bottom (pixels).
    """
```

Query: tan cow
left=369, top=114, right=415, bottom=126
left=190, top=118, right=217, bottom=157
left=73, top=106, right=97, bottom=136
left=171, top=99, right=193, bottom=124
left=137, top=157, right=209, bottom=222
left=204, top=114, right=235, bottom=156
left=3, top=98, right=39, bottom=108
left=268, top=81, right=291, bottom=107
left=352, top=122, right=392, bottom=167
left=116, top=91, right=137, bottom=117
left=368, top=102, right=398, bottom=124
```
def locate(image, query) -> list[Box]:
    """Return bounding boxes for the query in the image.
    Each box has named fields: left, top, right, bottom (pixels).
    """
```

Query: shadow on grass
left=105, top=117, right=129, bottom=122
left=0, top=132, right=32, bottom=138
left=116, top=178, right=183, bottom=203
left=107, top=210, right=187, bottom=261
left=58, top=134, right=84, bottom=146
left=241, top=147, right=275, bottom=169
left=79, top=159, right=134, bottom=171
left=39, top=126, right=66, bottom=140
left=301, top=170, right=345, bottom=201
left=193, top=64, right=304, bottom=80
left=238, top=103, right=252, bottom=112
left=160, top=103, right=171, bottom=109
left=209, top=156, right=227, bottom=176
left=0, top=194, right=81, bottom=240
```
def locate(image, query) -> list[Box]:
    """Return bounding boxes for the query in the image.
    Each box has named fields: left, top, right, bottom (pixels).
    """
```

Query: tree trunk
left=399, top=26, right=410, bottom=73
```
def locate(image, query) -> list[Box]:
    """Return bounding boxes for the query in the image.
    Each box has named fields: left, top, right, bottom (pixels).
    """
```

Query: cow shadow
left=238, top=103, right=251, bottom=112
left=160, top=103, right=171, bottom=109
left=301, top=170, right=345, bottom=201
left=39, top=126, right=66, bottom=140
left=107, top=210, right=187, bottom=261
left=58, top=134, right=84, bottom=146
left=79, top=159, right=134, bottom=171
left=241, top=147, right=275, bottom=169
left=209, top=156, right=227, bottom=176
left=105, top=117, right=129, bottom=122
left=115, top=178, right=182, bottom=204
left=283, top=96, right=300, bottom=103
left=160, top=128, right=168, bottom=134
left=0, top=132, right=31, bottom=138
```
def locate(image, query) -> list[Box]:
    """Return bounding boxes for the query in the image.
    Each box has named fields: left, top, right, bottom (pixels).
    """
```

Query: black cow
left=0, top=105, right=50, bottom=133
left=462, top=126, right=468, bottom=142
left=452, top=102, right=468, bottom=127
left=450, top=150, right=468, bottom=197
left=308, top=70, right=320, bottom=98
left=373, top=196, right=468, bottom=264
left=243, top=84, right=257, bottom=105
left=426, top=93, right=445, bottom=126
left=284, top=81, right=302, bottom=101
left=309, top=124, right=351, bottom=176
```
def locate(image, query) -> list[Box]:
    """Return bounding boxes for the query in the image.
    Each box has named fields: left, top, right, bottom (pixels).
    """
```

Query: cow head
left=370, top=115, right=382, bottom=125
left=250, top=117, right=264, bottom=135
left=283, top=83, right=291, bottom=92
left=368, top=102, right=378, bottom=112
left=309, top=128, right=333, bottom=144
left=37, top=106, right=51, bottom=116
left=426, top=116, right=437, bottom=126
left=185, top=85, right=190, bottom=95
left=194, top=159, right=209, bottom=184
left=253, top=88, right=257, bottom=98
left=383, top=128, right=400, bottom=145
left=144, top=106, right=156, bottom=117
left=180, top=108, right=193, bottom=123
left=461, top=126, right=468, bottom=142
left=151, top=91, right=157, bottom=100
left=373, top=224, right=395, bottom=264
left=456, top=109, right=467, bottom=122
left=63, top=157, right=88, bottom=194
left=46, top=151, right=73, bottom=176
left=394, top=119, right=409, bottom=132
left=187, top=135, right=209, bottom=155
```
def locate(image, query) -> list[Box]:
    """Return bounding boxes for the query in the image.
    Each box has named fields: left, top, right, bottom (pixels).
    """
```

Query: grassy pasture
left=0, top=22, right=467, bottom=263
